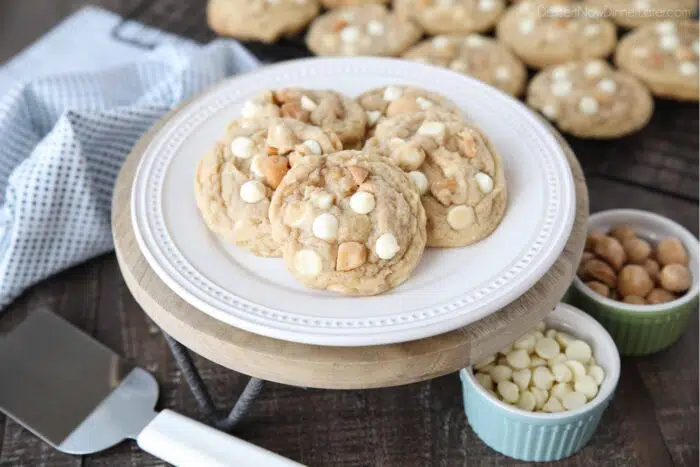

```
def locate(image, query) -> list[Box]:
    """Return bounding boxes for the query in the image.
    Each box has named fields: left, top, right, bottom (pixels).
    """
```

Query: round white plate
left=131, top=57, right=575, bottom=347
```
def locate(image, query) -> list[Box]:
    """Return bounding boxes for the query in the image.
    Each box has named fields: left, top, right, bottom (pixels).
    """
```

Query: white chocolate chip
left=300, top=95, right=317, bottom=111
left=349, top=191, right=376, bottom=214
left=432, top=36, right=449, bottom=49
left=574, top=374, right=598, bottom=399
left=340, top=26, right=360, bottom=43
left=312, top=213, right=339, bottom=241
left=494, top=66, right=510, bottom=82
left=475, top=372, right=493, bottom=390
left=489, top=365, right=512, bottom=383
left=230, top=136, right=254, bottom=159
left=531, top=387, right=548, bottom=409
left=551, top=382, right=573, bottom=400
left=542, top=104, right=558, bottom=119
left=552, top=362, right=573, bottom=383
left=542, top=395, right=564, bottom=413
left=655, top=21, right=676, bottom=35
left=597, top=79, right=617, bottom=94
left=512, top=368, right=532, bottom=390
left=680, top=62, right=698, bottom=76
left=465, top=35, right=485, bottom=47
left=555, top=332, right=575, bottom=349
left=479, top=0, right=495, bottom=11
left=519, top=18, right=535, bottom=35
left=366, top=110, right=382, bottom=126
left=375, top=233, right=400, bottom=260
left=417, top=121, right=446, bottom=137
left=415, top=96, right=434, bottom=110
left=517, top=391, right=537, bottom=411
left=583, top=23, right=601, bottom=37
left=294, top=250, right=322, bottom=277
left=566, top=340, right=593, bottom=363
left=367, top=20, right=384, bottom=36
left=532, top=366, right=554, bottom=390
left=250, top=155, right=265, bottom=177
left=310, top=190, right=334, bottom=210
left=474, top=172, right=494, bottom=194
left=660, top=34, right=680, bottom=51
left=302, top=139, right=322, bottom=155
left=241, top=100, right=260, bottom=118
left=578, top=96, right=599, bottom=115
left=506, top=349, right=531, bottom=370
left=587, top=365, right=606, bottom=385
left=239, top=180, right=266, bottom=203
left=566, top=360, right=587, bottom=380
left=514, top=333, right=536, bottom=352
left=535, top=337, right=560, bottom=360
left=409, top=171, right=429, bottom=195
left=284, top=202, right=313, bottom=228
left=395, top=144, right=425, bottom=170
left=474, top=355, right=496, bottom=369
left=545, top=328, right=557, bottom=338
left=447, top=205, right=475, bottom=230
left=383, top=86, right=404, bottom=101
left=551, top=80, right=572, bottom=97
left=497, top=380, right=520, bottom=404
left=585, top=61, right=605, bottom=77
left=552, top=67, right=569, bottom=81
left=562, top=391, right=588, bottom=410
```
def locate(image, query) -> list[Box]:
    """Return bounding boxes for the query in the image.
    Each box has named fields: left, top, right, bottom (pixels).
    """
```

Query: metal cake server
left=0, top=310, right=303, bottom=467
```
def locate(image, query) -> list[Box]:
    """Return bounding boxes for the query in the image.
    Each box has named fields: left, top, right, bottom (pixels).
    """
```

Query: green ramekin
left=566, top=209, right=699, bottom=356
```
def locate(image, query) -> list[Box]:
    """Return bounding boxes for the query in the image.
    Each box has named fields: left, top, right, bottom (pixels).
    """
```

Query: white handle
left=137, top=410, right=305, bottom=467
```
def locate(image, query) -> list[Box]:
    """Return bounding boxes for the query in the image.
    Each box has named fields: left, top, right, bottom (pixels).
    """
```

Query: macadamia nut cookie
left=496, top=1, right=617, bottom=69
left=527, top=60, right=654, bottom=138
left=269, top=151, right=427, bottom=295
left=207, top=0, right=319, bottom=43
left=403, top=35, right=528, bottom=96
left=615, top=20, right=699, bottom=102
left=583, top=0, right=697, bottom=29
left=394, top=0, right=506, bottom=35
left=241, top=88, right=367, bottom=147
left=306, top=5, right=422, bottom=58
left=356, top=85, right=461, bottom=131
left=365, top=109, right=507, bottom=247
left=194, top=117, right=342, bottom=257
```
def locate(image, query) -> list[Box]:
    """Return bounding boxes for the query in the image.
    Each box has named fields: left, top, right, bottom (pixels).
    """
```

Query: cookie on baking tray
left=194, top=117, right=343, bottom=257
left=207, top=0, right=319, bottom=43
left=306, top=5, right=422, bottom=58
left=356, top=85, right=462, bottom=131
left=365, top=109, right=508, bottom=247
left=269, top=151, right=427, bottom=296
left=496, top=0, right=617, bottom=69
left=527, top=60, right=654, bottom=138
left=403, top=35, right=528, bottom=97
left=615, top=20, right=699, bottom=102
left=583, top=0, right=698, bottom=29
left=241, top=88, right=368, bottom=147
left=394, top=0, right=506, bottom=35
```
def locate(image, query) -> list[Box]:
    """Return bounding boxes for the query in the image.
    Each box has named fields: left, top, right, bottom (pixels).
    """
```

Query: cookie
left=321, top=0, right=389, bottom=7
left=583, top=0, right=697, bottom=29
left=527, top=60, right=654, bottom=138
left=403, top=35, right=528, bottom=96
left=305, top=5, right=422, bottom=57
left=269, top=151, right=427, bottom=295
left=615, top=20, right=699, bottom=101
left=241, top=88, right=367, bottom=147
left=356, top=85, right=461, bottom=131
left=194, top=117, right=343, bottom=257
left=365, top=109, right=508, bottom=247
left=394, top=0, right=506, bottom=35
left=207, top=0, right=319, bottom=43
left=496, top=1, right=617, bottom=69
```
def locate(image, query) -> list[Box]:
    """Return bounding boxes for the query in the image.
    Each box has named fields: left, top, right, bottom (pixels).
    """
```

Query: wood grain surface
left=0, top=1, right=697, bottom=466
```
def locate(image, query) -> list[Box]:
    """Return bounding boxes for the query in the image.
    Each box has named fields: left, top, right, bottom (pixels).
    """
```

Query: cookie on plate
left=194, top=117, right=343, bottom=257
left=496, top=1, right=617, bottom=69
left=394, top=0, right=506, bottom=35
left=321, top=0, right=389, bottom=7
left=403, top=35, right=528, bottom=96
left=269, top=151, right=427, bottom=295
left=615, top=20, right=699, bottom=101
left=241, top=88, right=367, bottom=147
left=306, top=5, right=422, bottom=58
left=207, top=0, right=320, bottom=43
left=527, top=60, right=654, bottom=138
left=583, top=0, right=697, bottom=29
left=365, top=109, right=508, bottom=247
left=356, top=85, right=461, bottom=131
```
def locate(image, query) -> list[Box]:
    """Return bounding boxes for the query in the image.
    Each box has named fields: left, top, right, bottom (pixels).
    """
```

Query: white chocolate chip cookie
left=269, top=151, right=427, bottom=295
left=365, top=109, right=507, bottom=247
left=356, top=85, right=461, bottom=131
left=615, top=20, right=699, bottom=101
left=305, top=5, right=422, bottom=58
left=403, top=35, right=528, bottom=97
left=207, top=0, right=320, bottom=43
left=583, top=0, right=697, bottom=29
left=394, top=0, right=506, bottom=35
left=496, top=1, right=617, bottom=69
left=241, top=88, right=367, bottom=147
left=194, top=117, right=343, bottom=257
left=527, top=60, right=654, bottom=138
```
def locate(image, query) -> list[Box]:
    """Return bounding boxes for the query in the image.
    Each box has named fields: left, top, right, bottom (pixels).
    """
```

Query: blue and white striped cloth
left=0, top=7, right=259, bottom=308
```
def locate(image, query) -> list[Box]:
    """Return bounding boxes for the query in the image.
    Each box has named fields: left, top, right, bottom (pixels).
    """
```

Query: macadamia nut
left=617, top=264, right=654, bottom=298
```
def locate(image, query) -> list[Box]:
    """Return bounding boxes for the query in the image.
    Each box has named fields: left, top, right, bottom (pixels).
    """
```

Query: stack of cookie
left=195, top=86, right=507, bottom=295
left=206, top=0, right=698, bottom=139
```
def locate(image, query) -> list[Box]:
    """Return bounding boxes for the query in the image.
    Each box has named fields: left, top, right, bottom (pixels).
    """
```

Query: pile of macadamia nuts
left=578, top=225, right=693, bottom=305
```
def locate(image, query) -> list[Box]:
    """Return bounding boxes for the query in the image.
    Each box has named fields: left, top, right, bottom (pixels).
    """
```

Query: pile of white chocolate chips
left=473, top=322, right=605, bottom=413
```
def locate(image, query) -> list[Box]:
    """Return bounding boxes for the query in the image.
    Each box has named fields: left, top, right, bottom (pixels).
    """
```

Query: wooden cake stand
left=112, top=112, right=588, bottom=390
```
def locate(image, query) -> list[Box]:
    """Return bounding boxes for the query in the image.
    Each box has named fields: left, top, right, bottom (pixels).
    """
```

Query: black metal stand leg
left=163, top=332, right=263, bottom=432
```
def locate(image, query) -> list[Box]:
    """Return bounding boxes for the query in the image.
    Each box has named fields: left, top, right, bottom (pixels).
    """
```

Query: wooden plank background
left=0, top=1, right=697, bottom=466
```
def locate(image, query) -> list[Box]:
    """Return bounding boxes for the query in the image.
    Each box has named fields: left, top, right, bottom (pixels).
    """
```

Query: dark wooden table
left=0, top=1, right=698, bottom=466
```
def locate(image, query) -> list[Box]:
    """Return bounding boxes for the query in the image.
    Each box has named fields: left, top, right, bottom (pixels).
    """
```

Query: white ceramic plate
left=131, top=57, right=575, bottom=347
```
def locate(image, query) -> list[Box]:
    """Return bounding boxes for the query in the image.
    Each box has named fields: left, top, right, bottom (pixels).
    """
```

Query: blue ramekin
left=460, top=303, right=621, bottom=462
